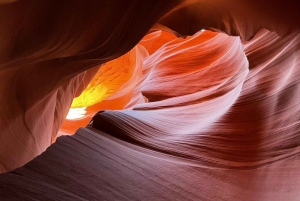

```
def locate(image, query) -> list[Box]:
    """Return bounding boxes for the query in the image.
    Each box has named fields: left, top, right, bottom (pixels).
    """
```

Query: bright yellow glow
left=66, top=107, right=87, bottom=120
left=70, top=47, right=137, bottom=108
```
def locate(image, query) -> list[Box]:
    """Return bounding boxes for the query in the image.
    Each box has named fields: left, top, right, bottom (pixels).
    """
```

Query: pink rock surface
left=1, top=127, right=300, bottom=201
left=92, top=28, right=300, bottom=169
left=1, top=1, right=300, bottom=200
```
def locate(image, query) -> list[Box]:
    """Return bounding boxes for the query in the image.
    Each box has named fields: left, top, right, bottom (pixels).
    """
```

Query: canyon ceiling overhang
left=0, top=0, right=300, bottom=200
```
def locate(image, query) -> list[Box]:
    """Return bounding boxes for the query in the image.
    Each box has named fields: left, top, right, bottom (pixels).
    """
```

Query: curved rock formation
left=1, top=0, right=300, bottom=200
left=0, top=0, right=179, bottom=172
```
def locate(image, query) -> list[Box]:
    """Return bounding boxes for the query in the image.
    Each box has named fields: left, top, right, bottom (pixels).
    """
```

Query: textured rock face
left=92, top=28, right=300, bottom=170
left=0, top=0, right=179, bottom=172
left=1, top=1, right=300, bottom=200
left=2, top=128, right=300, bottom=201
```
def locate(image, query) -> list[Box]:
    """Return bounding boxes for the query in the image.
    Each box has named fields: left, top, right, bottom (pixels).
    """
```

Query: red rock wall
left=1, top=1, right=300, bottom=200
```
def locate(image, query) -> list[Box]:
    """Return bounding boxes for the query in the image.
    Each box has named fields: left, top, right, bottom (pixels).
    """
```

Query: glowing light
left=70, top=48, right=137, bottom=108
left=66, top=107, right=87, bottom=120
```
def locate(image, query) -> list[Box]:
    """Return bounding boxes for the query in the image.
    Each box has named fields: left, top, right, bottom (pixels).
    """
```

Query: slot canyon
left=1, top=0, right=300, bottom=200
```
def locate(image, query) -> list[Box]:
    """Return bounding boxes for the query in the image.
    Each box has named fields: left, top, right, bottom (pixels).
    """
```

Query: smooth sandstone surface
left=1, top=0, right=300, bottom=200
left=1, top=127, right=300, bottom=201
left=0, top=0, right=179, bottom=172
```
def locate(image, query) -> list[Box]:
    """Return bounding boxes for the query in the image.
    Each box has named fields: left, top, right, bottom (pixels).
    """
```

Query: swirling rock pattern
left=92, top=29, right=300, bottom=170
left=0, top=0, right=179, bottom=172
left=1, top=0, right=300, bottom=200
left=1, top=127, right=300, bottom=200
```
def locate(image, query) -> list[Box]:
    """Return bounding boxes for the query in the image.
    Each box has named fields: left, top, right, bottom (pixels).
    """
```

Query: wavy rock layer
left=0, top=0, right=179, bottom=172
left=1, top=127, right=299, bottom=201
left=1, top=0, right=300, bottom=200
left=1, top=0, right=300, bottom=172
left=92, top=29, right=300, bottom=169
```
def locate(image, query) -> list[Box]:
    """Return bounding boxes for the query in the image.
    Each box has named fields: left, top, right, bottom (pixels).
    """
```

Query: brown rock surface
left=1, top=1, right=300, bottom=200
